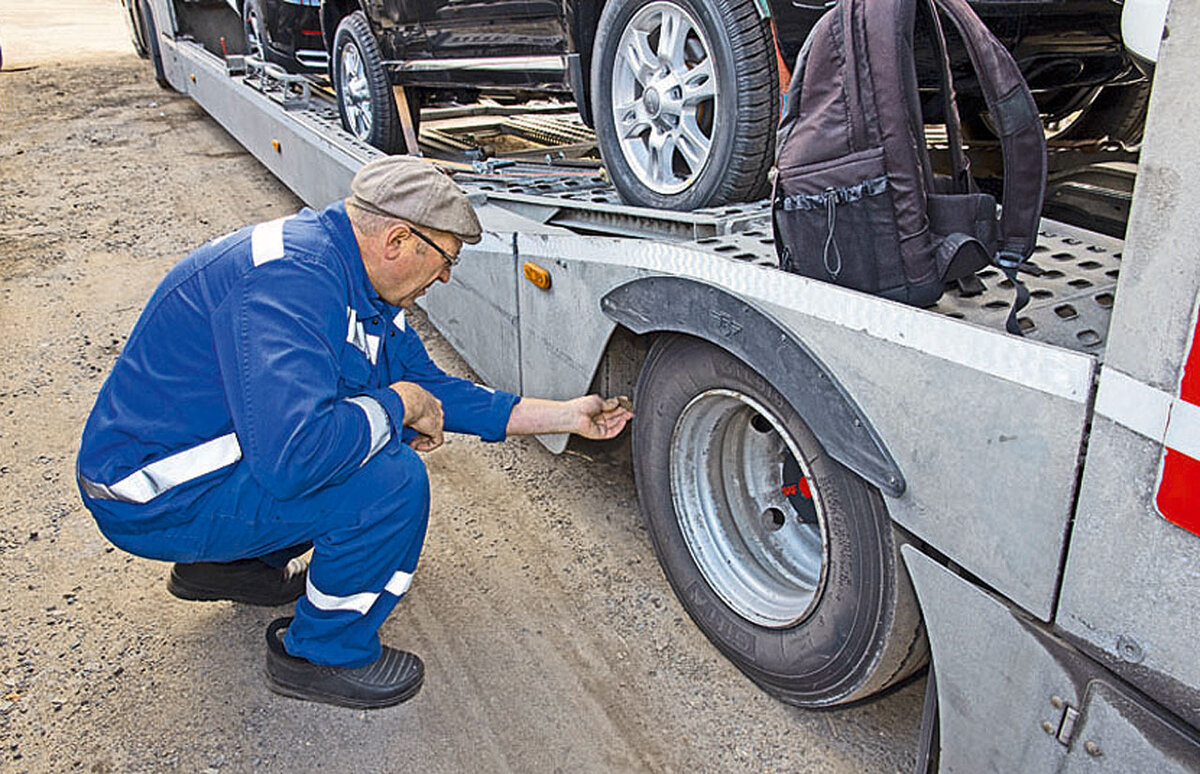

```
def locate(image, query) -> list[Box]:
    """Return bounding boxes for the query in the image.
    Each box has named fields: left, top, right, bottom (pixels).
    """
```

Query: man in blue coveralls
left=76, top=156, right=633, bottom=709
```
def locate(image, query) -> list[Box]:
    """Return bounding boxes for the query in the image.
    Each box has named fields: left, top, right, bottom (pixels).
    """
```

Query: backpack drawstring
left=823, top=188, right=842, bottom=279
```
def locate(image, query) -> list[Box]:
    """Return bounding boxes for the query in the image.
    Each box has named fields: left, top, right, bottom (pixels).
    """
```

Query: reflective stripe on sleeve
left=305, top=570, right=415, bottom=615
left=345, top=395, right=391, bottom=463
left=79, top=432, right=242, bottom=504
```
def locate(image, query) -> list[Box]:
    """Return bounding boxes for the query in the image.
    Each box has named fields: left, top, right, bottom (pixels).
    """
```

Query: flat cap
left=349, top=156, right=482, bottom=244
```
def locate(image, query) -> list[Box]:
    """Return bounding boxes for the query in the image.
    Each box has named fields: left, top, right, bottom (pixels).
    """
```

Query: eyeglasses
left=409, top=226, right=460, bottom=269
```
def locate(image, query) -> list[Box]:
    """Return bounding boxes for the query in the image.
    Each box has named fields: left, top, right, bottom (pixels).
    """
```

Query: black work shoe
left=167, top=556, right=307, bottom=606
left=264, top=617, right=424, bottom=709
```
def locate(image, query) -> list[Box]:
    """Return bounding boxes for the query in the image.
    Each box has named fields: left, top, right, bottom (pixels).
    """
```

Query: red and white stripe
left=1157, top=302, right=1200, bottom=537
left=1096, top=300, right=1200, bottom=537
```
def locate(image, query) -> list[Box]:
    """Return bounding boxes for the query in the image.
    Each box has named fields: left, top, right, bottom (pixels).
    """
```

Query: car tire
left=332, top=11, right=408, bottom=155
left=590, top=0, right=777, bottom=209
left=632, top=334, right=928, bottom=707
left=242, top=0, right=268, bottom=64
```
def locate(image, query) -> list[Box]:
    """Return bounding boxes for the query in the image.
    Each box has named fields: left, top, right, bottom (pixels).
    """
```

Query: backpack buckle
left=994, top=250, right=1024, bottom=271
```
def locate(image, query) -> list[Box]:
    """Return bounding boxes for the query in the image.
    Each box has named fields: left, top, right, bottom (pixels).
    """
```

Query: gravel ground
left=0, top=3, right=923, bottom=771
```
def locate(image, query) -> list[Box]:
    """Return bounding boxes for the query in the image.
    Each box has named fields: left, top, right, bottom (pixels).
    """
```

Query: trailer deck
left=214, top=42, right=1124, bottom=361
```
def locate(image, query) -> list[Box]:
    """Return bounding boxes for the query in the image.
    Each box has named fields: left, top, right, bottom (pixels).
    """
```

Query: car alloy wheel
left=339, top=42, right=373, bottom=140
left=610, top=2, right=718, bottom=196
left=591, top=0, right=777, bottom=210
left=331, top=11, right=408, bottom=154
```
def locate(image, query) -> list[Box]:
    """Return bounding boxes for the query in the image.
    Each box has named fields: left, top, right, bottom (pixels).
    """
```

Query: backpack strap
left=919, top=0, right=971, bottom=192
left=931, top=0, right=1045, bottom=334
left=930, top=0, right=1047, bottom=261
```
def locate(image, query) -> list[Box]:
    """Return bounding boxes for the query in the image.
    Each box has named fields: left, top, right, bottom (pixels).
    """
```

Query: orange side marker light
left=523, top=262, right=551, bottom=290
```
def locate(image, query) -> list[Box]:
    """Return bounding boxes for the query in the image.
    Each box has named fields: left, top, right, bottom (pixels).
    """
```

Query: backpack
left=771, top=0, right=1047, bottom=333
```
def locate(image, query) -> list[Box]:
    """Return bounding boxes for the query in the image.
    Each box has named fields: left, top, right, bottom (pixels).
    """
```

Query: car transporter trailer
left=129, top=0, right=1200, bottom=769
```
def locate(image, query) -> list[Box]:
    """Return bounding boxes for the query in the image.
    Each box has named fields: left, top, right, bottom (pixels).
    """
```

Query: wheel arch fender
left=601, top=276, right=905, bottom=497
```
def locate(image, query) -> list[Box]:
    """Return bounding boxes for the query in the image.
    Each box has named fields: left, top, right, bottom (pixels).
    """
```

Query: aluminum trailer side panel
left=501, top=231, right=1095, bottom=620
left=905, top=547, right=1200, bottom=773
left=1057, top=0, right=1200, bottom=732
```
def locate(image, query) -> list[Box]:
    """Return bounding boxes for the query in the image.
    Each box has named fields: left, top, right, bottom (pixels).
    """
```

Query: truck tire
left=633, top=334, right=927, bottom=707
left=590, top=0, right=777, bottom=209
left=124, top=0, right=151, bottom=58
left=333, top=11, right=407, bottom=155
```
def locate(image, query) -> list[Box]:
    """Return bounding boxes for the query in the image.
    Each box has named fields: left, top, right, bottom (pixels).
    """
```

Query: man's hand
left=569, top=395, right=634, bottom=440
left=390, top=381, right=444, bottom=452
left=506, top=395, right=633, bottom=439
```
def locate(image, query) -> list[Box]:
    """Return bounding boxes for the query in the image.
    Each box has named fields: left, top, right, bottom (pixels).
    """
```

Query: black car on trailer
left=123, top=0, right=1150, bottom=210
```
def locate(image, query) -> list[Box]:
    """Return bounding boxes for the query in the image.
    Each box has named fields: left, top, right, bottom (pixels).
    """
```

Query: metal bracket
left=392, top=85, right=422, bottom=156
left=1047, top=695, right=1081, bottom=746
left=234, top=55, right=312, bottom=110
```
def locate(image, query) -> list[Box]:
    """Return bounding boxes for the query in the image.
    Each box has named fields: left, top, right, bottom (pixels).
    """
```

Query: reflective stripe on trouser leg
left=283, top=445, right=431, bottom=668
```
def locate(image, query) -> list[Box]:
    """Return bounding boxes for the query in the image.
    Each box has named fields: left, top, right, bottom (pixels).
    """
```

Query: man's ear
left=382, top=223, right=412, bottom=262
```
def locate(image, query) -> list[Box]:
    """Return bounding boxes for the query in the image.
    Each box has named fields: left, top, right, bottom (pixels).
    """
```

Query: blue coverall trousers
left=91, top=443, right=430, bottom=668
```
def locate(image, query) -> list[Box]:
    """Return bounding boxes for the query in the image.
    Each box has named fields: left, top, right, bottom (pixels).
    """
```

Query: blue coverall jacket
left=77, top=201, right=520, bottom=666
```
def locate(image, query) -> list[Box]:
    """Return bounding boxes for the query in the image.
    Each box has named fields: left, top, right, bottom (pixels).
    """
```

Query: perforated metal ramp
left=930, top=220, right=1122, bottom=357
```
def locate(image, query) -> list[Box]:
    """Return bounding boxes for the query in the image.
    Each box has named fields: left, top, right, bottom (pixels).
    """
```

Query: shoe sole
left=167, top=574, right=302, bottom=607
left=264, top=669, right=424, bottom=709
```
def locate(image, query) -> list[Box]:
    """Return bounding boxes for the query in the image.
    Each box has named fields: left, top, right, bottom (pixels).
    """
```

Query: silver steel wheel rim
left=670, top=389, right=828, bottom=628
left=339, top=42, right=373, bottom=140
left=610, top=1, right=718, bottom=195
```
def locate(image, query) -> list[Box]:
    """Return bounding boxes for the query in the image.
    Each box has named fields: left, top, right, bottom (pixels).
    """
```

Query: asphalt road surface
left=0, top=2, right=924, bottom=771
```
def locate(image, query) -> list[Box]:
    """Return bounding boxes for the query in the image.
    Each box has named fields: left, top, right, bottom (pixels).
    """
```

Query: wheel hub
left=643, top=86, right=662, bottom=118
left=670, top=389, right=828, bottom=628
